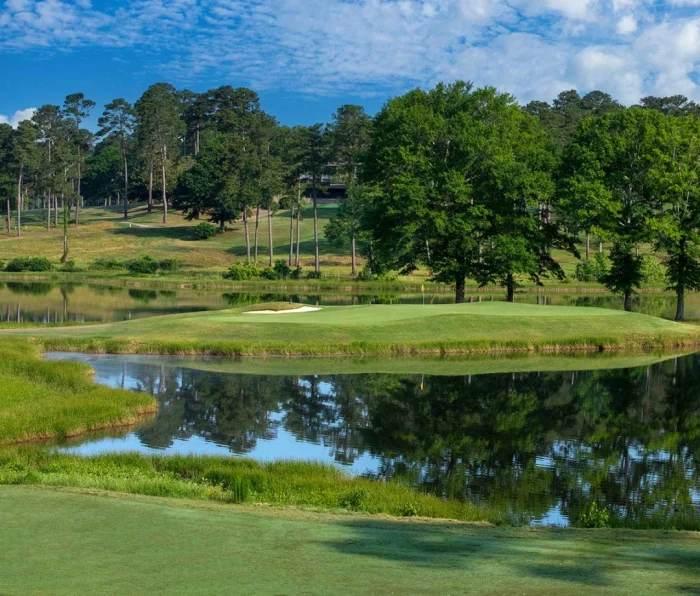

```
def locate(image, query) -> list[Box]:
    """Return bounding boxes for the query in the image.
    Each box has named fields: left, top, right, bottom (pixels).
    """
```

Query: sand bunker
left=245, top=306, right=321, bottom=315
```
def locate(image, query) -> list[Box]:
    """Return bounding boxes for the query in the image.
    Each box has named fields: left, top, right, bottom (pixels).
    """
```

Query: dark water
left=47, top=352, right=700, bottom=528
left=1, top=281, right=698, bottom=322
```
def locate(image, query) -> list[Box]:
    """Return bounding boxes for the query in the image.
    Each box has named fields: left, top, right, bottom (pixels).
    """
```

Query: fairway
left=1, top=487, right=698, bottom=596
left=14, top=302, right=700, bottom=356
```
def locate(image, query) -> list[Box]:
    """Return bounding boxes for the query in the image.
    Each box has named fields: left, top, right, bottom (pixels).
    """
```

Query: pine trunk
left=268, top=210, right=274, bottom=267
left=148, top=163, right=153, bottom=214
left=586, top=233, right=590, bottom=261
left=288, top=205, right=294, bottom=266
left=161, top=149, right=168, bottom=224
left=5, top=199, right=10, bottom=234
left=16, top=167, right=22, bottom=238
left=313, top=195, right=319, bottom=273
left=351, top=234, right=357, bottom=276
left=61, top=202, right=68, bottom=264
left=123, top=139, right=129, bottom=219
left=295, top=207, right=301, bottom=267
left=243, top=207, right=251, bottom=264
left=46, top=193, right=51, bottom=231
left=254, top=205, right=260, bottom=262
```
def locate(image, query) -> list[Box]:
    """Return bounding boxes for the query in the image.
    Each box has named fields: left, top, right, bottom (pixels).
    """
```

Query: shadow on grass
left=321, top=519, right=700, bottom=590
left=110, top=226, right=194, bottom=241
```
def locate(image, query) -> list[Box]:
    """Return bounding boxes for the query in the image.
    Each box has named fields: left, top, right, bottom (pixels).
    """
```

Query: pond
left=1, top=281, right=699, bottom=322
left=46, top=352, right=700, bottom=528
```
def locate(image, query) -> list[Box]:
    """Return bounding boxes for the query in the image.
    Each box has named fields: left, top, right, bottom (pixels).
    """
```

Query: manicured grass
left=14, top=302, right=700, bottom=356
left=1, top=487, right=699, bottom=596
left=0, top=339, right=156, bottom=444
left=0, top=451, right=503, bottom=524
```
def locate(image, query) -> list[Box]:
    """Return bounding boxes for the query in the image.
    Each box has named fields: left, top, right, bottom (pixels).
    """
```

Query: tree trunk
left=624, top=291, right=633, bottom=312
left=351, top=233, right=357, bottom=276
left=506, top=273, right=515, bottom=303
left=61, top=201, right=68, bottom=264
left=268, top=209, right=274, bottom=267
left=289, top=205, right=294, bottom=266
left=296, top=206, right=301, bottom=267
left=455, top=275, right=466, bottom=304
left=161, top=149, right=167, bottom=224
left=254, top=205, right=260, bottom=262
left=46, top=192, right=51, bottom=231
left=243, top=206, right=251, bottom=264
left=5, top=199, right=10, bottom=234
left=123, top=139, right=129, bottom=219
left=148, top=162, right=154, bottom=214
left=675, top=285, right=685, bottom=322
left=599, top=240, right=603, bottom=254
left=586, top=233, right=590, bottom=261
left=313, top=194, right=320, bottom=273
left=54, top=195, right=58, bottom=227
left=16, top=167, right=22, bottom=238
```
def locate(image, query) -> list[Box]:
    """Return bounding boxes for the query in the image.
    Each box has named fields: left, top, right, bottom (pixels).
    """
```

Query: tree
left=561, top=108, right=663, bottom=311
left=325, top=185, right=371, bottom=276
left=98, top=99, right=135, bottom=218
left=650, top=116, right=700, bottom=320
left=62, top=93, right=95, bottom=225
left=0, top=123, right=14, bottom=234
left=135, top=83, right=184, bottom=223
left=299, top=124, right=328, bottom=274
left=327, top=104, right=372, bottom=183
left=640, top=95, right=699, bottom=116
left=82, top=140, right=124, bottom=208
left=32, top=105, right=65, bottom=231
left=10, top=120, right=39, bottom=237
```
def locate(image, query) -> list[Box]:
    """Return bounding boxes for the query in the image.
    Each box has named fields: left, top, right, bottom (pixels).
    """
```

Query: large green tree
left=98, top=99, right=135, bottom=218
left=62, top=93, right=95, bottom=225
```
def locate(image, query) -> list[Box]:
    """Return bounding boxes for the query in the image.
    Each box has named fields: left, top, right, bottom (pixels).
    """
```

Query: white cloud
left=0, top=0, right=699, bottom=105
left=0, top=108, right=36, bottom=128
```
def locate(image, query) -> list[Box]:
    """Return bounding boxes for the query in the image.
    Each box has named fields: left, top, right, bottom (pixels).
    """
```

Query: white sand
left=245, top=306, right=321, bottom=315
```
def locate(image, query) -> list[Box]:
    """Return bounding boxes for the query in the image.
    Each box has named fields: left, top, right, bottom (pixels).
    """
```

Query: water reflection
left=49, top=353, right=700, bottom=528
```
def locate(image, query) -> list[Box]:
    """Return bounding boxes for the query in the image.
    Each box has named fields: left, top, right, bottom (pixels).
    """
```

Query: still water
left=1, top=281, right=698, bottom=322
left=47, top=352, right=700, bottom=527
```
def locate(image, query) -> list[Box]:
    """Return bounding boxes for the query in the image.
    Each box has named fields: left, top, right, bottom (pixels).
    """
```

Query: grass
left=0, top=450, right=503, bottom=524
left=1, top=486, right=699, bottom=595
left=12, top=301, right=700, bottom=356
left=0, top=339, right=156, bottom=444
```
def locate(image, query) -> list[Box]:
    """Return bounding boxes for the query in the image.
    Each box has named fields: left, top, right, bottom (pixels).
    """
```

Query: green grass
left=13, top=302, right=700, bottom=356
left=1, top=486, right=699, bottom=595
left=0, top=451, right=503, bottom=524
left=0, top=339, right=156, bottom=444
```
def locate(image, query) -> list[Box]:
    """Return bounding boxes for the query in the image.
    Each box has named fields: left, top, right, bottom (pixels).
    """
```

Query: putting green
left=9, top=302, right=700, bottom=356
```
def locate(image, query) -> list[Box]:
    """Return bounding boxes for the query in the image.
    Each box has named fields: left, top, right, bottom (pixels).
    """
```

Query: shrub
left=59, top=260, right=80, bottom=273
left=339, top=489, right=367, bottom=511
left=126, top=256, right=159, bottom=275
left=641, top=255, right=666, bottom=286
left=223, top=263, right=261, bottom=281
left=158, top=259, right=180, bottom=272
left=90, top=258, right=124, bottom=271
left=193, top=222, right=217, bottom=240
left=574, top=253, right=609, bottom=283
left=290, top=266, right=303, bottom=280
left=260, top=268, right=278, bottom=280
left=306, top=270, right=323, bottom=280
left=4, top=257, right=53, bottom=272
left=577, top=502, right=611, bottom=528
left=273, top=259, right=291, bottom=280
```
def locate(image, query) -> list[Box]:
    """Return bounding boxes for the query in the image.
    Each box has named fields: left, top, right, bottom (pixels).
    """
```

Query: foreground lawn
left=15, top=302, right=700, bottom=356
left=0, top=339, right=156, bottom=443
left=1, top=487, right=699, bottom=596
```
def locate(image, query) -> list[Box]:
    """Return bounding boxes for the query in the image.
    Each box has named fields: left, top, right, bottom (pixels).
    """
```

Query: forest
left=1, top=82, right=700, bottom=317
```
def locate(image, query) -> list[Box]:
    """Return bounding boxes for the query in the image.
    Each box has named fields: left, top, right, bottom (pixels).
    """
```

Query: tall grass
left=0, top=450, right=506, bottom=525
left=0, top=339, right=156, bottom=444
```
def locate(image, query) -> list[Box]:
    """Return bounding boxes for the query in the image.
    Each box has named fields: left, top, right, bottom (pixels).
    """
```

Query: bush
left=222, top=263, right=261, bottom=281
left=260, top=268, right=278, bottom=280
left=126, top=256, right=159, bottom=275
left=273, top=260, right=291, bottom=280
left=357, top=267, right=399, bottom=282
left=158, top=259, right=180, bottom=272
left=90, top=258, right=124, bottom=271
left=577, top=502, right=611, bottom=528
left=59, top=260, right=80, bottom=273
left=306, top=270, right=323, bottom=280
left=193, top=222, right=217, bottom=240
left=290, top=266, right=303, bottom=280
left=574, top=252, right=609, bottom=283
left=641, top=255, right=666, bottom=286
left=4, top=257, right=53, bottom=272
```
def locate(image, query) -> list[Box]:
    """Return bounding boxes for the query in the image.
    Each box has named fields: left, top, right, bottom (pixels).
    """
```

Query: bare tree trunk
left=254, top=205, right=260, bottom=262
left=599, top=240, right=603, bottom=254
left=54, top=194, right=58, bottom=227
left=351, top=234, right=357, bottom=276
left=5, top=199, right=10, bottom=234
left=46, top=192, right=51, bottom=231
left=296, top=206, right=301, bottom=267
left=123, top=139, right=129, bottom=219
left=289, top=204, right=294, bottom=266
left=148, top=162, right=154, bottom=214
left=161, top=148, right=168, bottom=224
left=313, top=194, right=320, bottom=273
left=268, top=209, right=274, bottom=267
left=61, top=202, right=68, bottom=263
left=243, top=206, right=251, bottom=264
left=76, top=155, right=80, bottom=226
left=16, top=166, right=22, bottom=237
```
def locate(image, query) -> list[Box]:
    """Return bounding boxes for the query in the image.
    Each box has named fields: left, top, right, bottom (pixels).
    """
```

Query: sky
left=0, top=0, right=699, bottom=129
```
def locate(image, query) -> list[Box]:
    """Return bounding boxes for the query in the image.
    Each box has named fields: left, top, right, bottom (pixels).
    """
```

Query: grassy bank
left=2, top=486, right=699, bottom=595
left=0, top=339, right=156, bottom=444
left=13, top=302, right=700, bottom=356
left=0, top=450, right=503, bottom=524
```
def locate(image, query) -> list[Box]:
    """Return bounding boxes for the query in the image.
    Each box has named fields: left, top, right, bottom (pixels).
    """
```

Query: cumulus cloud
left=0, top=108, right=36, bottom=128
left=0, top=0, right=699, bottom=104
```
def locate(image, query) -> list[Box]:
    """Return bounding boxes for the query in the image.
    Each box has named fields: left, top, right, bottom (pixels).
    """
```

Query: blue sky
left=1, top=0, right=699, bottom=129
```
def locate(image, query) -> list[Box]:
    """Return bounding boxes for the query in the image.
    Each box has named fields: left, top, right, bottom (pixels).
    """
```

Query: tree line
left=1, top=82, right=699, bottom=317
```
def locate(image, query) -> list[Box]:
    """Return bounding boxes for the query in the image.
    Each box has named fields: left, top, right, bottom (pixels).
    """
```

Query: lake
left=1, top=281, right=698, bottom=322
left=46, top=352, right=700, bottom=528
